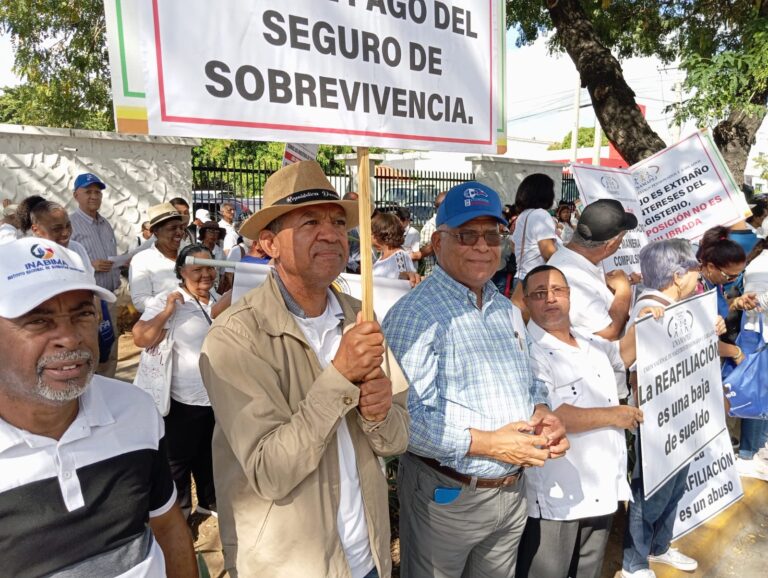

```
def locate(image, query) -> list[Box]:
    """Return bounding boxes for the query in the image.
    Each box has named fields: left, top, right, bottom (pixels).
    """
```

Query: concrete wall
left=467, top=156, right=565, bottom=207
left=0, top=124, right=199, bottom=252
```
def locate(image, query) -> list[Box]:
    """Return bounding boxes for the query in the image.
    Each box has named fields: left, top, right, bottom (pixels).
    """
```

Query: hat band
left=273, top=189, right=340, bottom=206
left=150, top=210, right=181, bottom=226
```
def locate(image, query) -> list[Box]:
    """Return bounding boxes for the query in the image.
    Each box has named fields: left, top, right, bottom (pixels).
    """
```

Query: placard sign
left=571, top=163, right=647, bottom=275
left=121, top=0, right=505, bottom=152
left=673, top=429, right=743, bottom=540
left=635, top=290, right=727, bottom=498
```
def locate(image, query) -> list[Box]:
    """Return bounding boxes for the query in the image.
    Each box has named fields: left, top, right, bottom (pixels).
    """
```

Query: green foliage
left=755, top=153, right=768, bottom=181
left=672, top=16, right=768, bottom=125
left=0, top=0, right=113, bottom=129
left=506, top=1, right=768, bottom=128
left=547, top=127, right=609, bottom=150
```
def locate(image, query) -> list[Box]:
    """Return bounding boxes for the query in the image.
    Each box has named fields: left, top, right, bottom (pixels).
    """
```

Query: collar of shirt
left=431, top=265, right=498, bottom=310
left=74, top=207, right=104, bottom=225
left=528, top=320, right=580, bottom=353
left=0, top=381, right=115, bottom=453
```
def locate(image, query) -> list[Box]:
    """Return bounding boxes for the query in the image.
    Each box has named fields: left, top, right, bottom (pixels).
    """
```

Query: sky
left=0, top=28, right=762, bottom=147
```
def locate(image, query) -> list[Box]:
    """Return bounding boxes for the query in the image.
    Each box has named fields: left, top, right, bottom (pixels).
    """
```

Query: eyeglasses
left=717, top=267, right=740, bottom=282
left=525, top=286, right=571, bottom=301
left=439, top=230, right=509, bottom=247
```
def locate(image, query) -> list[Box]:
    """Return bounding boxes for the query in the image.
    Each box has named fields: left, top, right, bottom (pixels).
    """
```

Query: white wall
left=0, top=124, right=198, bottom=251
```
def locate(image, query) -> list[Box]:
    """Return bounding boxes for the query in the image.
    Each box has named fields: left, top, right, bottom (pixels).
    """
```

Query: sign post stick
left=357, top=146, right=374, bottom=322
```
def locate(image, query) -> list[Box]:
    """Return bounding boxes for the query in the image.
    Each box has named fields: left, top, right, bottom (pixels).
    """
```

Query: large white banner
left=571, top=163, right=646, bottom=275
left=632, top=131, right=750, bottom=241
left=673, top=429, right=743, bottom=540
left=569, top=131, right=750, bottom=245
left=636, top=290, right=727, bottom=498
left=127, top=0, right=505, bottom=152
left=231, top=262, right=411, bottom=320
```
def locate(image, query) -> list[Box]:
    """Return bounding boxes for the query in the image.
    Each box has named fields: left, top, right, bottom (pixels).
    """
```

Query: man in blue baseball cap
left=382, top=181, right=569, bottom=578
left=69, top=172, right=121, bottom=377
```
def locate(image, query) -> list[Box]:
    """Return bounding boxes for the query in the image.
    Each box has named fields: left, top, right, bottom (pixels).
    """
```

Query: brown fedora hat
left=239, top=160, right=358, bottom=239
left=147, top=202, right=182, bottom=229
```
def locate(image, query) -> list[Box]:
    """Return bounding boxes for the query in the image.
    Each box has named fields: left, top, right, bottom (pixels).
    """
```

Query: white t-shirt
left=129, top=245, right=178, bottom=312
left=218, top=219, right=238, bottom=255
left=548, top=246, right=614, bottom=335
left=140, top=288, right=216, bottom=406
left=512, top=208, right=557, bottom=279
left=291, top=293, right=374, bottom=578
left=0, top=223, right=20, bottom=244
left=373, top=249, right=415, bottom=280
left=403, top=226, right=420, bottom=254
left=526, top=322, right=630, bottom=520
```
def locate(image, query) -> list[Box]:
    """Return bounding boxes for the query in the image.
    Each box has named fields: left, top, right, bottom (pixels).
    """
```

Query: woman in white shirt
left=26, top=199, right=94, bottom=277
left=511, top=173, right=558, bottom=284
left=371, top=211, right=419, bottom=283
left=129, top=202, right=186, bottom=312
left=133, top=244, right=232, bottom=518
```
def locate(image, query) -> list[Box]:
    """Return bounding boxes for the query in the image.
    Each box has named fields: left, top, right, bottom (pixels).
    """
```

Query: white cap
left=195, top=208, right=211, bottom=222
left=0, top=238, right=116, bottom=319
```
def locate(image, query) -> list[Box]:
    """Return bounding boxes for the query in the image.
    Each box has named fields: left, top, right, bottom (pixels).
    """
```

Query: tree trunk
left=712, top=101, right=767, bottom=190
left=546, top=0, right=667, bottom=164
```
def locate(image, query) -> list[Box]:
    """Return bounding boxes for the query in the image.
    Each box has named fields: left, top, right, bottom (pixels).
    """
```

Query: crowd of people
left=1, top=160, right=767, bottom=578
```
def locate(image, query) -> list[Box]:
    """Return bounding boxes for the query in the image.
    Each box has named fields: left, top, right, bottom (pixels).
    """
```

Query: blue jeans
left=362, top=568, right=379, bottom=578
left=622, top=434, right=690, bottom=572
left=738, top=418, right=768, bottom=459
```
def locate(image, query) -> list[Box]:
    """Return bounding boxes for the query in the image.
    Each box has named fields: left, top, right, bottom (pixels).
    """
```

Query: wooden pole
left=357, top=146, right=374, bottom=321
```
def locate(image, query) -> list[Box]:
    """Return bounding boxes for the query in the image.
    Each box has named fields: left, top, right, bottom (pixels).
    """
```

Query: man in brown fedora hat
left=200, top=160, right=410, bottom=578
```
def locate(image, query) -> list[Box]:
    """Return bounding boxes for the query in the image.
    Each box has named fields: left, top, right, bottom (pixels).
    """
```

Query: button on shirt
left=70, top=208, right=121, bottom=291
left=525, top=322, right=630, bottom=521
left=548, top=246, right=614, bottom=334
left=383, top=266, right=549, bottom=478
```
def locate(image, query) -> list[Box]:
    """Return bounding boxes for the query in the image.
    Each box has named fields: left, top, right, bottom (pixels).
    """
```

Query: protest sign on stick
left=571, top=163, right=646, bottom=275
left=635, top=290, right=727, bottom=498
left=672, top=429, right=743, bottom=540
left=116, top=0, right=505, bottom=152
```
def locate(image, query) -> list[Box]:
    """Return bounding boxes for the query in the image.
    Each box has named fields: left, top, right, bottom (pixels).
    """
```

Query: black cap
left=576, top=199, right=638, bottom=242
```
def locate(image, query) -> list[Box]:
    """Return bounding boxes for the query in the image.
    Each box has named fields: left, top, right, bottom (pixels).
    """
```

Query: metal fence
left=191, top=157, right=474, bottom=227
left=561, top=174, right=579, bottom=203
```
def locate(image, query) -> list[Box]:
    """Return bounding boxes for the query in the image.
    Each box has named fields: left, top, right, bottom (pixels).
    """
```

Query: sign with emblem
left=571, top=163, right=646, bottom=275
left=635, top=290, right=727, bottom=498
left=570, top=130, right=750, bottom=246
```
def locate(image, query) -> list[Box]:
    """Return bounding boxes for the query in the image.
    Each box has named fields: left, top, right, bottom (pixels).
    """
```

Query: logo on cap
left=463, top=188, right=490, bottom=207
left=30, top=244, right=55, bottom=260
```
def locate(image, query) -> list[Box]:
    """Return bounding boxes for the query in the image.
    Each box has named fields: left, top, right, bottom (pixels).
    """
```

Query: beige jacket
left=199, top=275, right=410, bottom=578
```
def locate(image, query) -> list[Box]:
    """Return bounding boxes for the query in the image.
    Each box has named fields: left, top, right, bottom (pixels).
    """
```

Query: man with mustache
left=0, top=238, right=197, bottom=577
left=200, top=160, right=410, bottom=578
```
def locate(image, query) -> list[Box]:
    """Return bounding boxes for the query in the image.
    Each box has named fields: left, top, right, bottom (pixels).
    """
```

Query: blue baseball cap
left=436, top=181, right=507, bottom=228
left=73, top=173, right=106, bottom=191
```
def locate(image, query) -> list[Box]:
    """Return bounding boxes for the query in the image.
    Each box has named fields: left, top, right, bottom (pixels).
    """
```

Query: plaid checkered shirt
left=382, top=266, right=549, bottom=478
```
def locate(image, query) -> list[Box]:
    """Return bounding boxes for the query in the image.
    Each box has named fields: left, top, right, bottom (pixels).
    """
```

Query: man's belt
left=411, top=453, right=521, bottom=488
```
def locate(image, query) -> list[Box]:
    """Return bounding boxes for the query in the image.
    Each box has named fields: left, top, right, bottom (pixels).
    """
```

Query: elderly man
left=382, top=181, right=568, bottom=578
left=217, top=201, right=239, bottom=256
left=200, top=160, right=410, bottom=578
left=547, top=199, right=637, bottom=341
left=517, top=264, right=643, bottom=578
left=0, top=238, right=196, bottom=577
left=69, top=172, right=121, bottom=376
